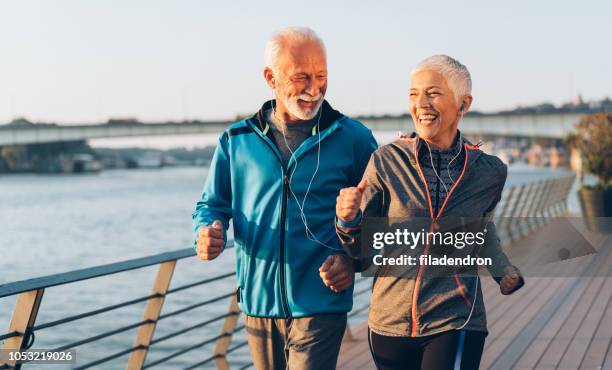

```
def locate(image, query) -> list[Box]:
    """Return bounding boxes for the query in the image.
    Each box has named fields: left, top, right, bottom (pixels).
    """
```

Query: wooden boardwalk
left=337, top=228, right=612, bottom=370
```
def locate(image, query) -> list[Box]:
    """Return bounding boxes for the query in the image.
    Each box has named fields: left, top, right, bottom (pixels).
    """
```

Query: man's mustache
left=295, top=94, right=323, bottom=102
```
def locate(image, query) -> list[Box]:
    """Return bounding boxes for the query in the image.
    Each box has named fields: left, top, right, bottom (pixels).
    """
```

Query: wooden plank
left=357, top=359, right=377, bottom=369
left=481, top=277, right=565, bottom=369
left=214, top=295, right=241, bottom=370
left=583, top=291, right=612, bottom=368
left=516, top=278, right=586, bottom=369
left=340, top=347, right=374, bottom=370
left=604, top=337, right=612, bottom=370
left=126, top=260, right=176, bottom=370
left=535, top=257, right=610, bottom=368
left=559, top=272, right=612, bottom=368
left=338, top=323, right=368, bottom=355
left=484, top=274, right=550, bottom=332
left=492, top=237, right=612, bottom=369
left=1, top=289, right=44, bottom=369
left=511, top=275, right=592, bottom=369
left=483, top=251, right=573, bottom=332
left=337, top=322, right=374, bottom=369
left=479, top=224, right=564, bottom=321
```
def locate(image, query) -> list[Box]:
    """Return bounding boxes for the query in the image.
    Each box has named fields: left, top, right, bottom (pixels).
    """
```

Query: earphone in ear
left=459, top=103, right=465, bottom=112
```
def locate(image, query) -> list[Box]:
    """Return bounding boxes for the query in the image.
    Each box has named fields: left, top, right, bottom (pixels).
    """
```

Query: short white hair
left=264, top=27, right=326, bottom=73
left=411, top=55, right=472, bottom=101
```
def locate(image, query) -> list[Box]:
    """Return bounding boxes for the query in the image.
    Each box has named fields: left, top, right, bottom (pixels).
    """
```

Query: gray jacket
left=338, top=133, right=514, bottom=337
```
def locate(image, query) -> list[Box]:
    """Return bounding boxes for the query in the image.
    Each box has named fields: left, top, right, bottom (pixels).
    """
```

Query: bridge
left=0, top=112, right=586, bottom=146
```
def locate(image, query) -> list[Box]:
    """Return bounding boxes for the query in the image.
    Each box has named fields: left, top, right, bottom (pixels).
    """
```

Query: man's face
left=267, top=40, right=327, bottom=121
left=409, top=69, right=461, bottom=145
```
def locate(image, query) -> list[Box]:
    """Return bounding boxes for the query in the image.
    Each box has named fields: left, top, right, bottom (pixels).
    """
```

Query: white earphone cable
left=419, top=106, right=479, bottom=330
left=272, top=100, right=343, bottom=251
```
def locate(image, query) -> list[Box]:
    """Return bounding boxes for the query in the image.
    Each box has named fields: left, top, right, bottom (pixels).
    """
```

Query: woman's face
left=409, top=69, right=462, bottom=147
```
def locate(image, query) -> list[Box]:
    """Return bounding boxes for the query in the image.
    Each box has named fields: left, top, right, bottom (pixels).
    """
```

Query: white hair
left=411, top=55, right=472, bottom=101
left=264, top=27, right=326, bottom=73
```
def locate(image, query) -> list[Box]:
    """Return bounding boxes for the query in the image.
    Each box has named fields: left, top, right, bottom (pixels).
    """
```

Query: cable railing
left=0, top=174, right=575, bottom=369
left=493, top=175, right=575, bottom=245
left=0, top=245, right=370, bottom=370
left=0, top=247, right=242, bottom=370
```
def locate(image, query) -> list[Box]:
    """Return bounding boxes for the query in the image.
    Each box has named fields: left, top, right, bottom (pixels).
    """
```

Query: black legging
left=368, top=328, right=486, bottom=370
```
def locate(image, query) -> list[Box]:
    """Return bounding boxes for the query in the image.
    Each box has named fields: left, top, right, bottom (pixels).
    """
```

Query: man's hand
left=336, top=179, right=368, bottom=222
left=196, top=220, right=225, bottom=260
left=500, top=265, right=524, bottom=295
left=319, top=254, right=354, bottom=293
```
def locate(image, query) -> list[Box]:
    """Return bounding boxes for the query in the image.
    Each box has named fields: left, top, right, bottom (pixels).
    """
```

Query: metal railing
left=0, top=175, right=575, bottom=370
left=492, top=175, right=575, bottom=245
left=0, top=247, right=245, bottom=370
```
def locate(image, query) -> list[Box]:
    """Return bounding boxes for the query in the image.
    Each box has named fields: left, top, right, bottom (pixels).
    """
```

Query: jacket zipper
left=247, top=120, right=293, bottom=318
left=410, top=140, right=471, bottom=336
left=279, top=174, right=291, bottom=317
left=434, top=152, right=441, bottom=214
left=248, top=118, right=339, bottom=318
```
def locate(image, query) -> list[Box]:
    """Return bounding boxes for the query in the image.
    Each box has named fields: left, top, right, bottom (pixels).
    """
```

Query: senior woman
left=335, top=55, right=524, bottom=370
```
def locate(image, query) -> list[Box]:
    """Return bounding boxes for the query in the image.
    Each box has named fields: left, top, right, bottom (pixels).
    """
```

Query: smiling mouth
left=417, top=113, right=439, bottom=124
left=298, top=99, right=318, bottom=107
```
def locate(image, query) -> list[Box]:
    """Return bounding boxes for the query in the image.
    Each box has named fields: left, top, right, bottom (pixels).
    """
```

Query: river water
left=0, top=163, right=578, bottom=369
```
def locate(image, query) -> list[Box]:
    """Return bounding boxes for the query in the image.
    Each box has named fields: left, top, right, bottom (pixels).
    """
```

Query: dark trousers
left=368, top=328, right=486, bottom=370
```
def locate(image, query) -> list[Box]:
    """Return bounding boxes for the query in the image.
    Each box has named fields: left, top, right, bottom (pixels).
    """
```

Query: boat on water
left=70, top=154, right=102, bottom=173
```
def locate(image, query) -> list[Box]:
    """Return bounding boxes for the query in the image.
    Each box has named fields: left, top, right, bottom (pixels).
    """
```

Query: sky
left=0, top=0, right=611, bottom=127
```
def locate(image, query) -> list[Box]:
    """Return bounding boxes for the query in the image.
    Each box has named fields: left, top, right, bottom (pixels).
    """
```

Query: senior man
left=192, top=27, right=377, bottom=370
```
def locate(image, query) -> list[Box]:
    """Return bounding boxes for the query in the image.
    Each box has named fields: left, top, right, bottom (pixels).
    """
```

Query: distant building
left=107, top=118, right=142, bottom=125
left=7, top=118, right=35, bottom=127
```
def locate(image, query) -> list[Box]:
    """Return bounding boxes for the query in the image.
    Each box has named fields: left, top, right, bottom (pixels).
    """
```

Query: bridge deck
left=337, top=231, right=612, bottom=370
left=0, top=112, right=583, bottom=145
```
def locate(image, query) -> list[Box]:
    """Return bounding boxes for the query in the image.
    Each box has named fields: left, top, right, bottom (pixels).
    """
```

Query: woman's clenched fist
left=336, top=179, right=368, bottom=222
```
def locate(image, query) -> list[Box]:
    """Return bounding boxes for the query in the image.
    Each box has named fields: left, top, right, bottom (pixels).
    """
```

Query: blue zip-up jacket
left=193, top=100, right=378, bottom=318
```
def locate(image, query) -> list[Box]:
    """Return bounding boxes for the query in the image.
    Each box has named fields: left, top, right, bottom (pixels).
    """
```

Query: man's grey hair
left=264, top=27, right=326, bottom=73
left=411, top=55, right=472, bottom=101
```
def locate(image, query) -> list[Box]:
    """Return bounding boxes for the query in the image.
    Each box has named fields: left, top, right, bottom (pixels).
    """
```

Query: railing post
left=552, top=177, right=564, bottom=216
left=532, top=179, right=552, bottom=227
left=214, top=295, right=240, bottom=370
left=517, top=182, right=537, bottom=238
left=524, top=181, right=544, bottom=233
left=1, top=289, right=44, bottom=369
left=495, top=185, right=515, bottom=244
left=506, top=184, right=526, bottom=243
left=550, top=177, right=566, bottom=217
left=126, top=260, right=176, bottom=370
left=559, top=176, right=575, bottom=215
left=529, top=180, right=549, bottom=230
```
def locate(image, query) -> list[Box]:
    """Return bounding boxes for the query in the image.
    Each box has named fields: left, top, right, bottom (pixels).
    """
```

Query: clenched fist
left=196, top=220, right=225, bottom=260
left=500, top=265, right=524, bottom=295
left=336, top=179, right=368, bottom=223
left=319, top=254, right=354, bottom=293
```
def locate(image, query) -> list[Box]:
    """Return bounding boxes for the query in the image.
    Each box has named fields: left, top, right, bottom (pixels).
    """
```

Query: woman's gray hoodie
left=337, top=133, right=516, bottom=337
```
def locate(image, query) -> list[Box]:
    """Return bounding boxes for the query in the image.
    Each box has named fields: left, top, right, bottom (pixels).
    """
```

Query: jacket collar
left=394, top=130, right=483, bottom=167
left=251, top=99, right=344, bottom=136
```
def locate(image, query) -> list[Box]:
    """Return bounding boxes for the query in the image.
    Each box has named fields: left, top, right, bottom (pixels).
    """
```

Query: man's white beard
left=282, top=93, right=324, bottom=120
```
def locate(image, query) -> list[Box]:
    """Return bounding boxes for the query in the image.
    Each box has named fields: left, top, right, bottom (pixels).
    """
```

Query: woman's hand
left=500, top=265, right=524, bottom=295
left=336, top=179, right=368, bottom=222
